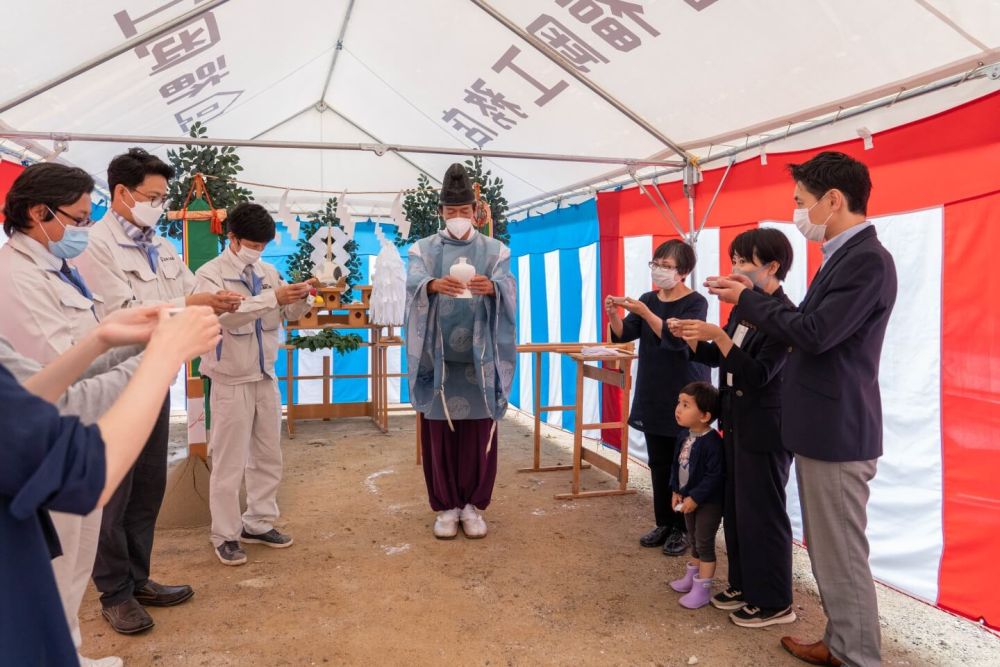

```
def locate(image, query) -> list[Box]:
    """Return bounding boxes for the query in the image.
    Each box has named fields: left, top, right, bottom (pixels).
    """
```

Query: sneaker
left=639, top=525, right=671, bottom=548
left=662, top=530, right=688, bottom=557
left=433, top=508, right=461, bottom=539
left=711, top=587, right=746, bottom=610
left=216, top=540, right=247, bottom=566
left=730, top=604, right=797, bottom=628
left=79, top=655, right=124, bottom=667
left=460, top=503, right=488, bottom=539
left=241, top=528, right=294, bottom=548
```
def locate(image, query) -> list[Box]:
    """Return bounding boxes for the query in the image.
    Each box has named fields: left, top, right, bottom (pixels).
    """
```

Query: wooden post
left=285, top=346, right=296, bottom=438
left=572, top=359, right=585, bottom=495
left=322, top=356, right=331, bottom=421
left=533, top=351, right=542, bottom=470
left=619, top=357, right=632, bottom=489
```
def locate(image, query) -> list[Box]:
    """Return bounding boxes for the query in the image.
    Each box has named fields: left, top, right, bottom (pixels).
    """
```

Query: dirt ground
left=79, top=411, right=1000, bottom=666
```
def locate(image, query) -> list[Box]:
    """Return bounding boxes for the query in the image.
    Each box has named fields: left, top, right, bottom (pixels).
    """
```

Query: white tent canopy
left=2, top=0, right=998, bottom=217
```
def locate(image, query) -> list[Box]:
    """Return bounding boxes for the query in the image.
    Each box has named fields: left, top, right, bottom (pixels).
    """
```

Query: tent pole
left=320, top=0, right=357, bottom=101
left=466, top=0, right=692, bottom=162
left=0, top=0, right=232, bottom=115
left=0, top=129, right=683, bottom=168
left=695, top=157, right=736, bottom=241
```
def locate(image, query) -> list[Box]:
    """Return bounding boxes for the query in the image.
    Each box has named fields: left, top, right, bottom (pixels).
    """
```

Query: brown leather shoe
left=780, top=637, right=843, bottom=666
left=101, top=597, right=154, bottom=635
left=134, top=580, right=194, bottom=607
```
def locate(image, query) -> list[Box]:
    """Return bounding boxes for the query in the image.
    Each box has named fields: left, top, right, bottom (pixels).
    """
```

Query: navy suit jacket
left=736, top=225, right=897, bottom=462
left=691, top=286, right=795, bottom=454
left=669, top=429, right=725, bottom=505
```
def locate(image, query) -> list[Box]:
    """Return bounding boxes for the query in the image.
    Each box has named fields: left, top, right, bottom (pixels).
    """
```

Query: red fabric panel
left=0, top=161, right=26, bottom=225
left=598, top=193, right=624, bottom=448
left=938, top=190, right=1000, bottom=630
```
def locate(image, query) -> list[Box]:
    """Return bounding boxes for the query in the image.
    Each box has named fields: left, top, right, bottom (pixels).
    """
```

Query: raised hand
left=276, top=282, right=312, bottom=305
left=94, top=305, right=162, bottom=348
left=147, top=306, right=221, bottom=364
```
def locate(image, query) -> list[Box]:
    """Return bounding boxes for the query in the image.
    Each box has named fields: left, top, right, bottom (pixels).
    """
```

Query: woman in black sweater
left=674, top=228, right=797, bottom=629
left=607, top=239, right=709, bottom=556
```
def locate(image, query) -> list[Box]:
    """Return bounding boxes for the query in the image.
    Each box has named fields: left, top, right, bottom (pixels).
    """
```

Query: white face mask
left=651, top=266, right=680, bottom=289
left=793, top=195, right=832, bottom=242
left=444, top=217, right=473, bottom=239
left=235, top=243, right=261, bottom=265
left=125, top=190, right=165, bottom=228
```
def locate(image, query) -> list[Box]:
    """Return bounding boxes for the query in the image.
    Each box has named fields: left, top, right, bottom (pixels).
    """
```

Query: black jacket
left=691, top=286, right=794, bottom=453
left=737, top=225, right=897, bottom=462
left=669, top=429, right=725, bottom=505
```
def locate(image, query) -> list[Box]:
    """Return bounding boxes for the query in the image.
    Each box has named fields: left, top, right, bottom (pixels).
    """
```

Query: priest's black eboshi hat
left=439, top=163, right=475, bottom=206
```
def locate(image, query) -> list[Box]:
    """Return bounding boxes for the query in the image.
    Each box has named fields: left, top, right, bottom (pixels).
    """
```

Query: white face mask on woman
left=651, top=266, right=680, bottom=289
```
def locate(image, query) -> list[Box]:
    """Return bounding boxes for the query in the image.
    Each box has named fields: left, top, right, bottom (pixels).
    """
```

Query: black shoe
left=662, top=530, right=688, bottom=556
left=134, top=580, right=194, bottom=607
left=711, top=586, right=746, bottom=610
left=216, top=540, right=247, bottom=566
left=101, top=597, right=154, bottom=635
left=730, top=604, right=797, bottom=628
left=241, top=528, right=294, bottom=548
left=639, top=525, right=671, bottom=548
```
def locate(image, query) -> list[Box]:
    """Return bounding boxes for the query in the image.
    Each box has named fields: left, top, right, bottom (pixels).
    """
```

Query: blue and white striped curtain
left=508, top=201, right=602, bottom=438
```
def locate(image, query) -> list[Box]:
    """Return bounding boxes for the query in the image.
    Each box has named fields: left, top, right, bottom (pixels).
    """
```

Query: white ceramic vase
left=449, top=257, right=475, bottom=298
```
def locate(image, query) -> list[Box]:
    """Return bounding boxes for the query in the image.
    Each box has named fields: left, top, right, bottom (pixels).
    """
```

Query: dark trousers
left=644, top=432, right=685, bottom=533
left=722, top=428, right=794, bottom=609
left=93, top=395, right=170, bottom=607
left=421, top=417, right=498, bottom=512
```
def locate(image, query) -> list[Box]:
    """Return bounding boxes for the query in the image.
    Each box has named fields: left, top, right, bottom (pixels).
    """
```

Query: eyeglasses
left=53, top=207, right=95, bottom=228
left=648, top=261, right=678, bottom=270
left=131, top=188, right=167, bottom=208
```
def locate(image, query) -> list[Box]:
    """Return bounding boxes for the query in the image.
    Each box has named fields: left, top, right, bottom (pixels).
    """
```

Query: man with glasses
left=74, top=148, right=243, bottom=636
left=0, top=162, right=128, bottom=666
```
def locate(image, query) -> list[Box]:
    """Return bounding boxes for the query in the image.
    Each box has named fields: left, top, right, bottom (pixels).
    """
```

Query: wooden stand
left=282, top=285, right=411, bottom=437
left=516, top=342, right=637, bottom=500
left=371, top=327, right=409, bottom=433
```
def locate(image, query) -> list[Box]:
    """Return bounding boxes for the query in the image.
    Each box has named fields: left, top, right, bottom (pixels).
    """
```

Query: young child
left=668, top=381, right=724, bottom=609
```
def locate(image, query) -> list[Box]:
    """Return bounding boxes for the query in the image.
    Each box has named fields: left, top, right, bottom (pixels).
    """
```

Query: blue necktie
left=141, top=243, right=160, bottom=273
left=58, top=260, right=93, bottom=299
left=243, top=266, right=266, bottom=374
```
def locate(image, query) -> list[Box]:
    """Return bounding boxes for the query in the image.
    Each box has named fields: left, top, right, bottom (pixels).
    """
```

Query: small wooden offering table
left=515, top=342, right=637, bottom=500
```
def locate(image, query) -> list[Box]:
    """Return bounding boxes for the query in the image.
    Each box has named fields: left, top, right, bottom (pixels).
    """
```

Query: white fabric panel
left=387, top=344, right=401, bottom=405
left=693, top=227, right=721, bottom=388
left=296, top=345, right=327, bottom=404
left=543, top=250, right=562, bottom=427
left=169, top=368, right=186, bottom=412
left=692, top=227, right=721, bottom=325
left=786, top=463, right=804, bottom=542
left=760, top=221, right=810, bottom=306
left=866, top=208, right=944, bottom=603
left=517, top=255, right=533, bottom=414
left=578, top=243, right=601, bottom=440
left=782, top=210, right=944, bottom=603
left=623, top=236, right=652, bottom=463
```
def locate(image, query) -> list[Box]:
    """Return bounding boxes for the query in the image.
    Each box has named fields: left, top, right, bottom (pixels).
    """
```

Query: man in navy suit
left=709, top=151, right=897, bottom=667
